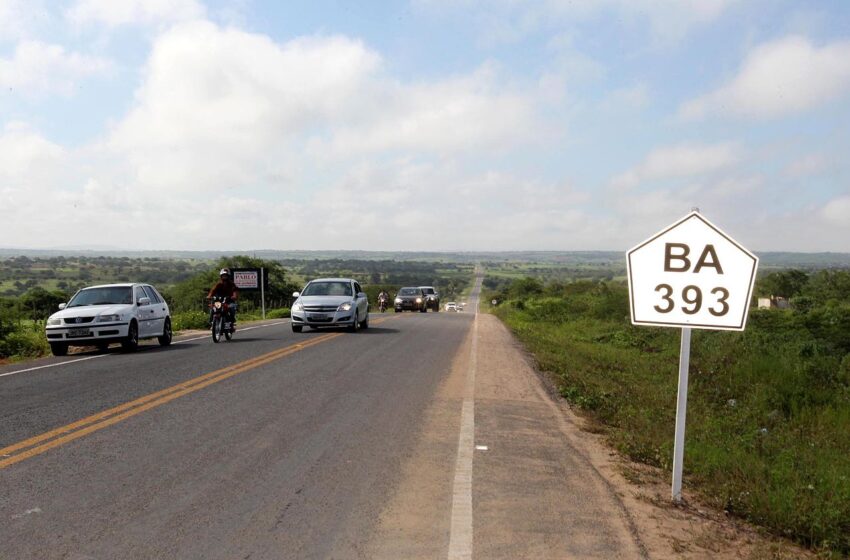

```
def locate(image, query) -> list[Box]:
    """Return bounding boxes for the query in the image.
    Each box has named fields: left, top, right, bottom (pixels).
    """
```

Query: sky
left=1, top=0, right=849, bottom=252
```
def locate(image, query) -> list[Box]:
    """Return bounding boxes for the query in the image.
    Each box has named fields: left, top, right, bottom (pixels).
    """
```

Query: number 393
left=653, top=284, right=730, bottom=316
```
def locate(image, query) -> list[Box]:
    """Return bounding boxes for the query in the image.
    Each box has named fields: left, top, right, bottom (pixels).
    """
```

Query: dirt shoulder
left=479, top=313, right=814, bottom=560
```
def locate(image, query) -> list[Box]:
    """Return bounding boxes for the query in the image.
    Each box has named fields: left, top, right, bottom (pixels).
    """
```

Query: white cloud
left=0, top=121, right=67, bottom=188
left=67, top=0, right=205, bottom=27
left=611, top=142, right=742, bottom=189
left=680, top=36, right=850, bottom=120
left=821, top=196, right=850, bottom=227
left=0, top=0, right=49, bottom=42
left=784, top=154, right=830, bottom=178
left=106, top=21, right=544, bottom=195
left=416, top=0, right=739, bottom=45
left=0, top=40, right=110, bottom=97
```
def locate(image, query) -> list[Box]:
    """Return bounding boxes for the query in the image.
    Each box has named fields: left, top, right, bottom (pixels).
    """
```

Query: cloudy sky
left=2, top=0, right=849, bottom=252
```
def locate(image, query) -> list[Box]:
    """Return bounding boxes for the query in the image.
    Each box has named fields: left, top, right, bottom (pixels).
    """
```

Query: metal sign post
left=671, top=327, right=691, bottom=502
left=260, top=267, right=266, bottom=320
left=626, top=210, right=758, bottom=503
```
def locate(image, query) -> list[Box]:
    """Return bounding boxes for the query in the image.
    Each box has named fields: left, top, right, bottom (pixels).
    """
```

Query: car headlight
left=97, top=314, right=122, bottom=322
left=292, top=302, right=303, bottom=312
left=47, top=317, right=61, bottom=326
left=395, top=298, right=402, bottom=304
left=338, top=302, right=352, bottom=311
left=415, top=298, right=422, bottom=303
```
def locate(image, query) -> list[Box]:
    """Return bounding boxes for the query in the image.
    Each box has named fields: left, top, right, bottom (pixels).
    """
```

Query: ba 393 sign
left=627, top=212, right=758, bottom=331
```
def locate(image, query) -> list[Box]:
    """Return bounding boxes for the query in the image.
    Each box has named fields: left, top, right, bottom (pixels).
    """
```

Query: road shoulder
left=481, top=313, right=814, bottom=560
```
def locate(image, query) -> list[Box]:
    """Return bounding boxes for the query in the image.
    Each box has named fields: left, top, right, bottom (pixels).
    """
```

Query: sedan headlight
left=338, top=302, right=352, bottom=311
left=395, top=298, right=402, bottom=304
left=97, top=314, right=122, bottom=322
left=292, top=302, right=303, bottom=312
left=47, top=317, right=61, bottom=326
left=415, top=298, right=422, bottom=303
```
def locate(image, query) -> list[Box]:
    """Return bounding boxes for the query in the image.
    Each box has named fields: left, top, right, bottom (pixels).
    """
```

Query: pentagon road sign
left=627, top=212, right=758, bottom=331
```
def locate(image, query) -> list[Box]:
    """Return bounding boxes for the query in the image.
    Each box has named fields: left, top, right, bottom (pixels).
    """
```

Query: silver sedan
left=290, top=278, right=369, bottom=333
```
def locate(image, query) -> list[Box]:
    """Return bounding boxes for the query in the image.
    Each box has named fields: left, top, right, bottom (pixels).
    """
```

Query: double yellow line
left=1, top=331, right=344, bottom=470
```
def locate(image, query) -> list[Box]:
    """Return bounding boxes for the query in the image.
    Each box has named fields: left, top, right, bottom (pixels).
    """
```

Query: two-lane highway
left=1, top=311, right=473, bottom=559
left=3, top=278, right=648, bottom=559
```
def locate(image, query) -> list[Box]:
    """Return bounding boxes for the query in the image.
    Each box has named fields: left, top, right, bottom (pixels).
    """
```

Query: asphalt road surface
left=1, top=280, right=646, bottom=559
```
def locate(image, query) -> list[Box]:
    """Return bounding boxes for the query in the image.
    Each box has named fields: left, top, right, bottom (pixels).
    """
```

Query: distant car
left=419, top=286, right=440, bottom=311
left=395, top=287, right=427, bottom=312
left=445, top=302, right=457, bottom=312
left=456, top=302, right=465, bottom=312
left=45, top=283, right=172, bottom=356
left=290, top=278, right=369, bottom=332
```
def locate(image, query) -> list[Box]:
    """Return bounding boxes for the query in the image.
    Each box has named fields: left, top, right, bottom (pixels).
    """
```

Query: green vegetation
left=487, top=272, right=850, bottom=556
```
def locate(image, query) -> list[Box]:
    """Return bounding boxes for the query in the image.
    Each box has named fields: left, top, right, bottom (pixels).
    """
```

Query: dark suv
left=394, top=287, right=427, bottom=312
left=419, top=286, right=440, bottom=312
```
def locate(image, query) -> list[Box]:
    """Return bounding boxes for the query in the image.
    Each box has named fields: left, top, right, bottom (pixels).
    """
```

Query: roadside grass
left=493, top=287, right=850, bottom=556
left=170, top=307, right=290, bottom=331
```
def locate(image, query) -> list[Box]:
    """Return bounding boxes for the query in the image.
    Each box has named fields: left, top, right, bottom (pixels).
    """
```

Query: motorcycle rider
left=378, top=289, right=390, bottom=311
left=208, top=268, right=239, bottom=327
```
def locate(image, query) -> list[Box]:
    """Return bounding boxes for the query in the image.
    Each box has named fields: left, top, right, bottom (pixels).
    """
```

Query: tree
left=758, top=269, right=809, bottom=299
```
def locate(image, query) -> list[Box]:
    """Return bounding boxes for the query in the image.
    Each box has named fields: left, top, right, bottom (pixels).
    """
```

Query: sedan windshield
left=399, top=288, right=421, bottom=296
left=68, top=287, right=133, bottom=307
left=421, top=288, right=435, bottom=295
left=302, top=282, right=353, bottom=297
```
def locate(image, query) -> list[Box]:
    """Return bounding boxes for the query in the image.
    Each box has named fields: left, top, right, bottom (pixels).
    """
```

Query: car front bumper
left=291, top=310, right=356, bottom=327
left=45, top=322, right=131, bottom=345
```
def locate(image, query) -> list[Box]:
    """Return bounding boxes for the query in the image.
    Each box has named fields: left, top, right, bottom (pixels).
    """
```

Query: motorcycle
left=209, top=296, right=235, bottom=343
left=378, top=295, right=388, bottom=313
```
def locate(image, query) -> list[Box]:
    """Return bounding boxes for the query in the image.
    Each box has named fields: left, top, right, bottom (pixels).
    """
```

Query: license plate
left=67, top=328, right=92, bottom=338
left=309, top=313, right=327, bottom=320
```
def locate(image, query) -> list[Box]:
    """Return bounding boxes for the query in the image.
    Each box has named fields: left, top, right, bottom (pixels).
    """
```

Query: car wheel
left=158, top=318, right=172, bottom=346
left=122, top=321, right=139, bottom=352
left=292, top=325, right=303, bottom=333
left=362, top=312, right=369, bottom=329
left=348, top=311, right=359, bottom=332
left=50, top=343, right=68, bottom=357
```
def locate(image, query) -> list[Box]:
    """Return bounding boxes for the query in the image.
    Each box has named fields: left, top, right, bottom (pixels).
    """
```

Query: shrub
left=265, top=308, right=291, bottom=319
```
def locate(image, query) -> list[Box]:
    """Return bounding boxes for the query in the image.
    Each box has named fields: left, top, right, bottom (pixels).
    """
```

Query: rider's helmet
left=219, top=268, right=230, bottom=278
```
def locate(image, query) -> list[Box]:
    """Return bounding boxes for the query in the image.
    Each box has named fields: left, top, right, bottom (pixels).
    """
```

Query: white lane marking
left=475, top=445, right=488, bottom=451
left=0, top=320, right=291, bottom=378
left=448, top=285, right=480, bottom=560
left=0, top=355, right=108, bottom=378
left=11, top=507, right=42, bottom=520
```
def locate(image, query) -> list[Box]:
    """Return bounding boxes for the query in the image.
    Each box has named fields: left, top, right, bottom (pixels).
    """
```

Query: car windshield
left=302, top=281, right=352, bottom=297
left=421, top=288, right=435, bottom=295
left=399, top=288, right=420, bottom=296
left=68, top=287, right=133, bottom=307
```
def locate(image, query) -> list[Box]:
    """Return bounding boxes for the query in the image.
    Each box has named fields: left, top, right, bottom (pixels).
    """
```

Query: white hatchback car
left=45, top=283, right=172, bottom=356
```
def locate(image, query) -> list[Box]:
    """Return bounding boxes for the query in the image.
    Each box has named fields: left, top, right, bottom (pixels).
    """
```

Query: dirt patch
left=479, top=314, right=815, bottom=560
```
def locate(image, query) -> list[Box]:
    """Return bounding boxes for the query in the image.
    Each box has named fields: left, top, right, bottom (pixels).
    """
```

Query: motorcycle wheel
left=212, top=315, right=222, bottom=343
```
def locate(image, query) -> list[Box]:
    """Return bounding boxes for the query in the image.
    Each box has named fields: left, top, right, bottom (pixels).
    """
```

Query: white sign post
left=626, top=211, right=758, bottom=502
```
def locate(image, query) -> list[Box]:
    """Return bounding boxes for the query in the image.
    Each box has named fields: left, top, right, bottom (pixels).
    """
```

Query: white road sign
left=627, top=212, right=758, bottom=331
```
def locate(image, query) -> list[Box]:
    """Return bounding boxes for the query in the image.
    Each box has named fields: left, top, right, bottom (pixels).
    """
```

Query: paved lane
left=1, top=311, right=473, bottom=559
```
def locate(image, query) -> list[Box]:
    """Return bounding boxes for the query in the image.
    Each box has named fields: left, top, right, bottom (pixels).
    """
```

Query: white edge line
left=0, top=320, right=291, bottom=378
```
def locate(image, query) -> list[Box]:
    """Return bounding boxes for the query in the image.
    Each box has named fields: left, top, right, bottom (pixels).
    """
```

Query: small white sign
left=233, top=270, right=259, bottom=290
left=627, top=212, right=758, bottom=331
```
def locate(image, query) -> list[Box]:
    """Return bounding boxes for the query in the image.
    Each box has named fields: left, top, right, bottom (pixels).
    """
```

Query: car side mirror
left=58, top=303, right=67, bottom=310
left=358, top=292, right=367, bottom=299
left=138, top=297, right=151, bottom=306
left=292, top=291, right=300, bottom=298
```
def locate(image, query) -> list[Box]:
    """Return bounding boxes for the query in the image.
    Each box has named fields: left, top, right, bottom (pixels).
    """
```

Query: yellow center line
left=1, top=316, right=397, bottom=470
